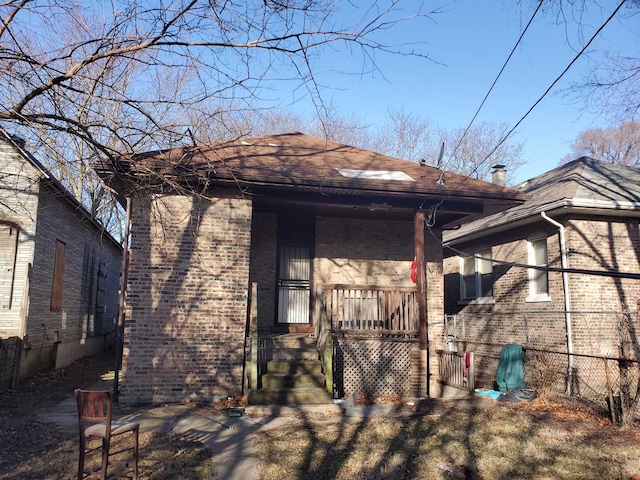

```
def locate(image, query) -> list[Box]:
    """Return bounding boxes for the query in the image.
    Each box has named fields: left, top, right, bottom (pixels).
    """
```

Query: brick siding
left=443, top=215, right=640, bottom=376
left=120, top=191, right=252, bottom=403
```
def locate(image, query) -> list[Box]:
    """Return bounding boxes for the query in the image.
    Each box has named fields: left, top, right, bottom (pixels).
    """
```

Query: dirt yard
left=2, top=354, right=640, bottom=479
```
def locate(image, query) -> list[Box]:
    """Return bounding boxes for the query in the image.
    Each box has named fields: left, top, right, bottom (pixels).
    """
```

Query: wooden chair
left=75, top=389, right=139, bottom=480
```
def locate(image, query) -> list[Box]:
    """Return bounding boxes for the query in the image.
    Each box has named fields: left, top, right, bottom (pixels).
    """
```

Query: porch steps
left=248, top=334, right=332, bottom=405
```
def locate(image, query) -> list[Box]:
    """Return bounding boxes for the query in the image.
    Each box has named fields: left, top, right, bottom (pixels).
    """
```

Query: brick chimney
left=491, top=164, right=506, bottom=187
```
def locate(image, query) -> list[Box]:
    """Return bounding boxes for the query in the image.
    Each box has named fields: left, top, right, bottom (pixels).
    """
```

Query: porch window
left=460, top=250, right=493, bottom=301
left=527, top=238, right=550, bottom=302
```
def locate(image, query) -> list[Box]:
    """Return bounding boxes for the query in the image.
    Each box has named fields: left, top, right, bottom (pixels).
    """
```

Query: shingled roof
left=445, top=157, right=640, bottom=244
left=101, top=132, right=524, bottom=202
left=98, top=133, right=525, bottom=223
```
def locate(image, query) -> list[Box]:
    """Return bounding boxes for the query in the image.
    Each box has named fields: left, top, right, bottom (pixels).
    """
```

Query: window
left=460, top=249, right=493, bottom=300
left=527, top=238, right=549, bottom=301
left=51, top=240, right=66, bottom=311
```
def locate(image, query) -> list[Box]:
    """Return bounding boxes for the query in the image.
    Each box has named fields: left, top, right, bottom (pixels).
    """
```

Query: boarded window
left=0, top=224, right=19, bottom=309
left=51, top=240, right=66, bottom=311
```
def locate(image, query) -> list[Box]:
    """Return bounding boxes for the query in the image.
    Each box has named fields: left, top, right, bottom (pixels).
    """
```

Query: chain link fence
left=444, top=311, right=640, bottom=426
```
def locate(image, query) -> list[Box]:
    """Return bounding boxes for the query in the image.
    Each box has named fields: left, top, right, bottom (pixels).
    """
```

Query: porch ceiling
left=251, top=187, right=483, bottom=225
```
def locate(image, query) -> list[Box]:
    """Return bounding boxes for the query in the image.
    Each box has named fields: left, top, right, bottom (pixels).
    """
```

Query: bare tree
left=237, top=106, right=525, bottom=184
left=0, top=0, right=435, bottom=230
left=433, top=121, right=525, bottom=184
left=519, top=0, right=640, bottom=120
left=561, top=120, right=640, bottom=166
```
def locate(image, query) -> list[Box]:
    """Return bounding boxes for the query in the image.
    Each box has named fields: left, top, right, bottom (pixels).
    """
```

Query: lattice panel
left=335, top=339, right=412, bottom=397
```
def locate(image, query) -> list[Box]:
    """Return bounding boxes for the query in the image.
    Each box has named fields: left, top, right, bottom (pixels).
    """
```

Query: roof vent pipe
left=491, top=164, right=506, bottom=187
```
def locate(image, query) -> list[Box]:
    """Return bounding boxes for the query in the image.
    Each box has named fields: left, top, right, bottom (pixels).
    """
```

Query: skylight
left=336, top=168, right=416, bottom=182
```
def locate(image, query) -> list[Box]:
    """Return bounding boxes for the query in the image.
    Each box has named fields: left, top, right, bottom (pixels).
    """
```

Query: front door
left=277, top=245, right=311, bottom=324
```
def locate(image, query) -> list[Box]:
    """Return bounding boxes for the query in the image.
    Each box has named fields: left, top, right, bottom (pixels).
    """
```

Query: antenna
left=436, top=143, right=445, bottom=185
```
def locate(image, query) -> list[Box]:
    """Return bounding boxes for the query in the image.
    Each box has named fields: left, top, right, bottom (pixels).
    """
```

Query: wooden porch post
left=414, top=210, right=429, bottom=397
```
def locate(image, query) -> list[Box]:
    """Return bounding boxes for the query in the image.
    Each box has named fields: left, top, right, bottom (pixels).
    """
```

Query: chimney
left=491, top=164, right=506, bottom=187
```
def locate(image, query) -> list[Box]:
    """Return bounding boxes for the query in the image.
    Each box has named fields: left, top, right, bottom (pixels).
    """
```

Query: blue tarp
left=495, top=344, right=525, bottom=392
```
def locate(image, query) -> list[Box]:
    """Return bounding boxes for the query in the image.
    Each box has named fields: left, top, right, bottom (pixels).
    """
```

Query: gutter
left=540, top=211, right=575, bottom=395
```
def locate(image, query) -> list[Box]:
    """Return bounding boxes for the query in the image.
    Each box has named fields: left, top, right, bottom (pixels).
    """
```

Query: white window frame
left=459, top=249, right=494, bottom=303
left=526, top=237, right=550, bottom=302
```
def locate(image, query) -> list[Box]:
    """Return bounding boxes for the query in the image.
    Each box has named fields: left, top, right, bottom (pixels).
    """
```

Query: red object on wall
left=463, top=352, right=471, bottom=378
left=410, top=259, right=417, bottom=284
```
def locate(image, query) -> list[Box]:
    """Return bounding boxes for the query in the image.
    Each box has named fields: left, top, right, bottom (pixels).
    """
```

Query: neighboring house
left=98, top=132, right=525, bottom=404
left=0, top=130, right=122, bottom=389
left=443, top=158, right=640, bottom=387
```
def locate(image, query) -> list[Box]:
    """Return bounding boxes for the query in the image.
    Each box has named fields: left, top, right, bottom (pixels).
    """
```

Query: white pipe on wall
left=541, top=211, right=575, bottom=394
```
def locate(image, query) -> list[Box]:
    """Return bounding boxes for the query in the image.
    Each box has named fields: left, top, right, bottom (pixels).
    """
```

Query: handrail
left=244, top=282, right=259, bottom=400
left=316, top=287, right=333, bottom=396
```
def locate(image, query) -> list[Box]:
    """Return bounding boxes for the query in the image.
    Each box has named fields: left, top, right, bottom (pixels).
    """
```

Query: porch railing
left=319, top=284, right=419, bottom=332
left=437, top=349, right=475, bottom=390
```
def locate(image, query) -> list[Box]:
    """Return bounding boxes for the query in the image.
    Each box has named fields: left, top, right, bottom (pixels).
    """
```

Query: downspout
left=113, top=197, right=132, bottom=402
left=540, top=211, right=574, bottom=394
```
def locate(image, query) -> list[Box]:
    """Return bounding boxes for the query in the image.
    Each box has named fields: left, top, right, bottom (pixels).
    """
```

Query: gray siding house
left=0, top=130, right=122, bottom=388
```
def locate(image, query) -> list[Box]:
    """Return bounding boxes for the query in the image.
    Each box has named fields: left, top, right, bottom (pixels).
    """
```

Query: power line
left=423, top=0, right=628, bottom=227
left=444, top=0, right=544, bottom=170
left=452, top=0, right=629, bottom=191
left=426, top=224, right=640, bottom=280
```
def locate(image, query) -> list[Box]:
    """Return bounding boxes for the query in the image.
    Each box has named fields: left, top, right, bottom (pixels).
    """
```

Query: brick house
left=0, top=130, right=122, bottom=389
left=99, top=133, right=525, bottom=404
left=443, top=158, right=640, bottom=389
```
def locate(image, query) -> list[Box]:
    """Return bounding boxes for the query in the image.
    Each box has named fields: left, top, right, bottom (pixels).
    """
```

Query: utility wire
left=452, top=0, right=628, bottom=191
left=444, top=0, right=544, bottom=171
left=424, top=0, right=628, bottom=227
left=427, top=224, right=640, bottom=280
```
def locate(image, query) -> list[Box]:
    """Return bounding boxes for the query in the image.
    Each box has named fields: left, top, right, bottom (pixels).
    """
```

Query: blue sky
left=282, top=0, right=639, bottom=184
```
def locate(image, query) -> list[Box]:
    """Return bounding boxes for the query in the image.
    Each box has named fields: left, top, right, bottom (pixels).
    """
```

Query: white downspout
left=541, top=211, right=575, bottom=394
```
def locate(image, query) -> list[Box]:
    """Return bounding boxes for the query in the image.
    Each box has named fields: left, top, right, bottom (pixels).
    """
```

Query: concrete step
left=262, top=334, right=317, bottom=349
left=269, top=348, right=318, bottom=361
left=248, top=386, right=332, bottom=405
left=266, top=359, right=323, bottom=375
left=262, top=372, right=326, bottom=390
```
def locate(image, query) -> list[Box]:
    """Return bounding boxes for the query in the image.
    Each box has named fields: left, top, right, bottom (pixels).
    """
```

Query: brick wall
left=443, top=215, right=640, bottom=380
left=566, top=217, right=640, bottom=356
left=120, top=191, right=252, bottom=403
left=314, top=217, right=415, bottom=286
left=249, top=212, right=277, bottom=330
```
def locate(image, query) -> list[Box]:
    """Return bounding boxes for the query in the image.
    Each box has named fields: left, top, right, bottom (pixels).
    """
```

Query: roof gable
left=445, top=157, right=640, bottom=244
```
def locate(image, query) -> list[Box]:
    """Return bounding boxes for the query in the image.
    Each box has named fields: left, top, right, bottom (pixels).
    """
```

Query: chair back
left=75, top=389, right=113, bottom=426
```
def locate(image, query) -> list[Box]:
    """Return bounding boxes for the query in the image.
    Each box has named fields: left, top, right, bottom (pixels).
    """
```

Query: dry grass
left=0, top=431, right=215, bottom=480
left=0, top=354, right=215, bottom=480
left=253, top=399, right=640, bottom=480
